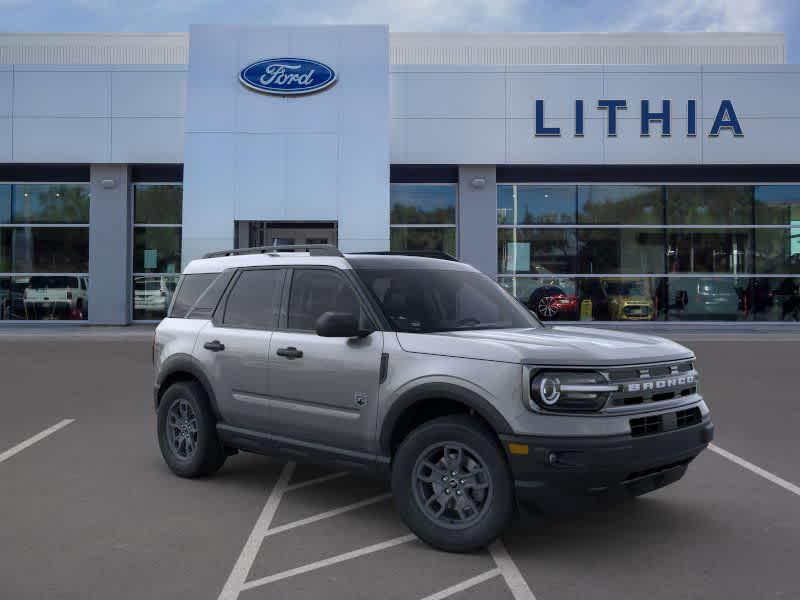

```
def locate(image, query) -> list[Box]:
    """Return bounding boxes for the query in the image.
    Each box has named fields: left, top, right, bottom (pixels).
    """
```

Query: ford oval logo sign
left=239, top=58, right=337, bottom=96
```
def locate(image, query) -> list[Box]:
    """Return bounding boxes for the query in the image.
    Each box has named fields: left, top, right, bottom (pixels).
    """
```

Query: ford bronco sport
left=153, top=245, right=713, bottom=552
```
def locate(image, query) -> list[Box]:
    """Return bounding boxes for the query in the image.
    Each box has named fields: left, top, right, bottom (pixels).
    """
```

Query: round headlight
left=537, top=376, right=561, bottom=405
left=530, top=370, right=616, bottom=412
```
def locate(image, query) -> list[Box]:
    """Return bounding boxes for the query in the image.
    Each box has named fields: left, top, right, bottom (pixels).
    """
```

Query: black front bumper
left=500, top=417, right=714, bottom=502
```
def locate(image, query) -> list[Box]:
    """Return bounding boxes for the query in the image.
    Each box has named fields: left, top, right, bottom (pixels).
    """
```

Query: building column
left=89, top=164, right=131, bottom=325
left=457, top=166, right=497, bottom=278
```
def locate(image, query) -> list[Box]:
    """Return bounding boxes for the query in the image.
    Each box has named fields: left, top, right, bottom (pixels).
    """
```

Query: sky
left=0, top=0, right=797, bottom=62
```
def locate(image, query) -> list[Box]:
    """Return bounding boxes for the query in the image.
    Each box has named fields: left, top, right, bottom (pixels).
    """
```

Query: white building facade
left=0, top=28, right=798, bottom=324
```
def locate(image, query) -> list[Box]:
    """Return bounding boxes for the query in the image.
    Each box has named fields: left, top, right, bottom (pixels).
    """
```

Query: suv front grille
left=607, top=360, right=697, bottom=408
left=630, top=406, right=703, bottom=437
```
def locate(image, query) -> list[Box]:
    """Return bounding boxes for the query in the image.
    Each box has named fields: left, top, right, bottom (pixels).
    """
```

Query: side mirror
left=315, top=311, right=372, bottom=338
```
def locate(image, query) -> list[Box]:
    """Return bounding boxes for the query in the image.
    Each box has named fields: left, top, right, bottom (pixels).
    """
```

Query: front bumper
left=500, top=416, right=713, bottom=502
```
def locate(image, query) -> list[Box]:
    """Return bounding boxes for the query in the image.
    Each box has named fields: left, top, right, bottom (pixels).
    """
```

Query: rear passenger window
left=222, top=269, right=283, bottom=329
left=186, top=272, right=232, bottom=319
left=170, top=273, right=217, bottom=318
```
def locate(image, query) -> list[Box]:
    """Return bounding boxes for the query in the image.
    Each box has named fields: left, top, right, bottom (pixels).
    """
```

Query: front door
left=194, top=268, right=285, bottom=432
left=267, top=267, right=383, bottom=455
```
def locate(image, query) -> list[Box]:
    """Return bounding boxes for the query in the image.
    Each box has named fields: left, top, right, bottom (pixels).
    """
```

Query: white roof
left=0, top=31, right=785, bottom=65
left=182, top=252, right=352, bottom=275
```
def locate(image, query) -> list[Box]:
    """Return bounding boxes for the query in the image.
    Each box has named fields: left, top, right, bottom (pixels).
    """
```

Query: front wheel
left=157, top=381, right=226, bottom=478
left=391, top=415, right=514, bottom=553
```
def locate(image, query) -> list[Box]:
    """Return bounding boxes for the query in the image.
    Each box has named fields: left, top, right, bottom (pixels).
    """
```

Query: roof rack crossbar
left=203, top=243, right=344, bottom=259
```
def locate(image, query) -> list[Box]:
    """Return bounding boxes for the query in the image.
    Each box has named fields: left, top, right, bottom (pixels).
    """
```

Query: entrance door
left=235, top=221, right=338, bottom=249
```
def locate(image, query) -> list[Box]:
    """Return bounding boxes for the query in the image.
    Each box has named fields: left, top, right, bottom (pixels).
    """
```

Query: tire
left=391, top=415, right=514, bottom=553
left=157, top=381, right=226, bottom=478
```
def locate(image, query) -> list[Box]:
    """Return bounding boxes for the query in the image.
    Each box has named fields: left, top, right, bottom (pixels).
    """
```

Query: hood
left=396, top=325, right=693, bottom=366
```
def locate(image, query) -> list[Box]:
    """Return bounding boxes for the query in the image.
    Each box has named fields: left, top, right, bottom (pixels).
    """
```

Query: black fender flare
left=155, top=353, right=221, bottom=419
left=379, top=382, right=513, bottom=456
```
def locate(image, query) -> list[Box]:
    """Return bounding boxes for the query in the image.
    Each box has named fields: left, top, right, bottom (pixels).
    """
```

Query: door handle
left=276, top=346, right=303, bottom=359
left=203, top=340, right=225, bottom=352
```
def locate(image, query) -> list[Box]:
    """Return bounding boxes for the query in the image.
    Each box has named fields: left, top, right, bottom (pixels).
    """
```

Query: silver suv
left=153, top=245, right=713, bottom=552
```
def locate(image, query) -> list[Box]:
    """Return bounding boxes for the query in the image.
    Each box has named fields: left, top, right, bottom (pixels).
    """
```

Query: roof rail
left=351, top=250, right=459, bottom=262
left=203, top=243, right=344, bottom=259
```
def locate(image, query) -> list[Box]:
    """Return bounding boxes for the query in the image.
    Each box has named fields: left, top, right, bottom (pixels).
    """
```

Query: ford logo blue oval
left=239, top=58, right=337, bottom=96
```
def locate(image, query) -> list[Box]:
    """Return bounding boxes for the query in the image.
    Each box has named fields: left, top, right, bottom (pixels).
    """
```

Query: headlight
left=530, top=371, right=618, bottom=412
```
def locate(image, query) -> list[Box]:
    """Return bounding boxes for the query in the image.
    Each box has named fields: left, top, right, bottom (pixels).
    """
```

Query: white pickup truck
left=23, top=275, right=88, bottom=319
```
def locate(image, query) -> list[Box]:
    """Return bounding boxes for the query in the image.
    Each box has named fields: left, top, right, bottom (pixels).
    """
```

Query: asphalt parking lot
left=1, top=327, right=799, bottom=599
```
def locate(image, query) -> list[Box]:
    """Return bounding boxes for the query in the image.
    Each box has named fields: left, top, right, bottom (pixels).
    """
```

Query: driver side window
left=286, top=269, right=368, bottom=331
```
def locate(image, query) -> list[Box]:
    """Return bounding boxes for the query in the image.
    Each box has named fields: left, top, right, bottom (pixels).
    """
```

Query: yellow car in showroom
left=600, top=278, right=655, bottom=321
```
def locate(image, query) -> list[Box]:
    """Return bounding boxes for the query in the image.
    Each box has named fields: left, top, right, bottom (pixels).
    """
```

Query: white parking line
left=0, top=419, right=74, bottom=464
left=261, top=493, right=392, bottom=538
left=709, top=443, right=800, bottom=497
left=285, top=471, right=349, bottom=491
left=489, top=540, right=537, bottom=600
left=419, top=568, right=501, bottom=600
left=218, top=461, right=296, bottom=600
left=240, top=534, right=417, bottom=591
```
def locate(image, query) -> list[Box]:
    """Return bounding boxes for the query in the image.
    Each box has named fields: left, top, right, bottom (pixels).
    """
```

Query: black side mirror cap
left=315, top=311, right=373, bottom=338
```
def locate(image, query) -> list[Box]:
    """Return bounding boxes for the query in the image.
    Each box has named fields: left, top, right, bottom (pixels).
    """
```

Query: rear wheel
left=391, top=415, right=514, bottom=552
left=157, top=381, right=226, bottom=477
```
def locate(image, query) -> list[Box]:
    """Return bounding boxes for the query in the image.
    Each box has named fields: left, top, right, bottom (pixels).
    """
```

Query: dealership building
left=0, top=27, right=798, bottom=324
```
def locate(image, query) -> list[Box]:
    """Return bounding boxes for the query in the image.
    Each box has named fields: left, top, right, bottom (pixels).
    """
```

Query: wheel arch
left=379, top=382, right=513, bottom=457
left=155, top=354, right=220, bottom=419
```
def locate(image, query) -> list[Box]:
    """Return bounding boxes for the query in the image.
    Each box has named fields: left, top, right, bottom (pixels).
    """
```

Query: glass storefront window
left=666, top=229, right=752, bottom=274
left=390, top=184, right=456, bottom=225
left=752, top=277, right=800, bottom=321
left=578, top=186, right=662, bottom=225
left=1, top=184, right=89, bottom=224
left=134, top=185, right=182, bottom=225
left=666, top=277, right=748, bottom=321
left=132, top=183, right=183, bottom=320
left=390, top=227, right=456, bottom=256
left=0, top=182, right=90, bottom=321
left=496, top=183, right=800, bottom=321
left=754, top=185, right=800, bottom=225
left=499, top=276, right=579, bottom=321
left=578, top=229, right=665, bottom=274
left=391, top=184, right=457, bottom=257
left=497, top=228, right=577, bottom=274
left=133, top=227, right=181, bottom=274
left=755, top=228, right=800, bottom=274
left=666, top=186, right=752, bottom=225
left=1, top=228, right=90, bottom=273
left=0, top=275, right=89, bottom=321
left=498, top=185, right=576, bottom=225
left=132, top=274, right=179, bottom=320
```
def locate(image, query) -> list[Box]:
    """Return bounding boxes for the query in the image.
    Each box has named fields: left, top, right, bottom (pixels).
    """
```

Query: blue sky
left=1, top=0, right=798, bottom=62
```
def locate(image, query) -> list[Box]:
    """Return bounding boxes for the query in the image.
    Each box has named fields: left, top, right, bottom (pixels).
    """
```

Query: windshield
left=604, top=281, right=647, bottom=296
left=355, top=267, right=540, bottom=333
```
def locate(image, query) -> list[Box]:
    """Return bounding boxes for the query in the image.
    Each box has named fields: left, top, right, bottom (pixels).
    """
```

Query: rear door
left=195, top=268, right=285, bottom=432
left=267, top=267, right=384, bottom=455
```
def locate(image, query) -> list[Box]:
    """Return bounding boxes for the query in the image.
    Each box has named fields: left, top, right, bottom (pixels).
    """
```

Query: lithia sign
left=535, top=99, right=743, bottom=138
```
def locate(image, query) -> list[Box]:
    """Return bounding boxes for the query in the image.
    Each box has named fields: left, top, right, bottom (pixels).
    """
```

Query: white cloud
left=622, top=0, right=781, bottom=32
left=286, top=0, right=523, bottom=31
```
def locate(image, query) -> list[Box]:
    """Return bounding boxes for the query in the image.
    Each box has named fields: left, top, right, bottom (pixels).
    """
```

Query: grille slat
left=630, top=406, right=703, bottom=437
left=608, top=360, right=697, bottom=408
